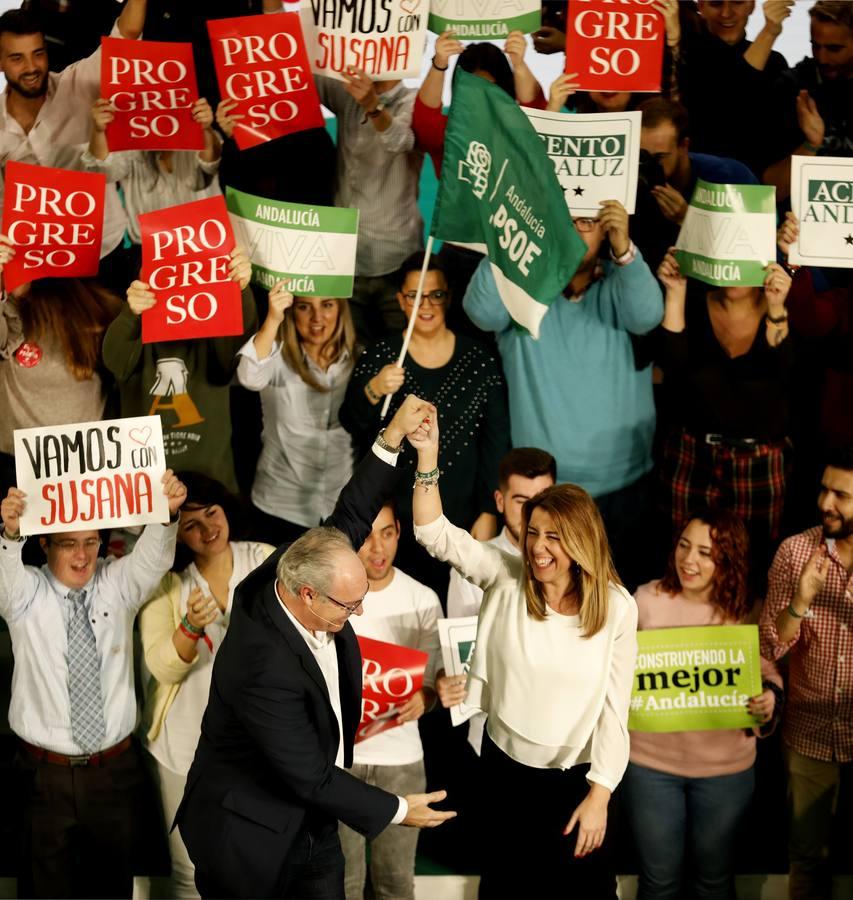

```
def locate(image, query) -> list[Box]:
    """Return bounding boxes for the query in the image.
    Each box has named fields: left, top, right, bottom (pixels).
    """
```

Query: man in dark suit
left=176, top=396, right=455, bottom=898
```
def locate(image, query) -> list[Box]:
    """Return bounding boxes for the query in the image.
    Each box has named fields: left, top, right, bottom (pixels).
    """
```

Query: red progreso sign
left=565, top=0, right=664, bottom=93
left=139, top=194, right=243, bottom=344
left=207, top=13, right=324, bottom=151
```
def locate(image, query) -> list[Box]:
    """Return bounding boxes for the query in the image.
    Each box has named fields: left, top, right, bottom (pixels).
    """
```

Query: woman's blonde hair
left=280, top=297, right=357, bottom=392
left=519, top=484, right=620, bottom=637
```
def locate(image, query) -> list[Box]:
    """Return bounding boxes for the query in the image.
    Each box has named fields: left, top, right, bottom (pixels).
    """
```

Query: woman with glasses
left=236, top=282, right=357, bottom=546
left=138, top=472, right=274, bottom=898
left=341, top=252, right=510, bottom=597
left=410, top=413, right=637, bottom=897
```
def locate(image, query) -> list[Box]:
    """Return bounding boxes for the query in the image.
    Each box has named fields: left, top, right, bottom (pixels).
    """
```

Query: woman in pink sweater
left=624, top=508, right=782, bottom=900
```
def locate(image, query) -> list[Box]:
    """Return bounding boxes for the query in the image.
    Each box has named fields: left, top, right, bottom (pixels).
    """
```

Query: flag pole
left=379, top=234, right=435, bottom=420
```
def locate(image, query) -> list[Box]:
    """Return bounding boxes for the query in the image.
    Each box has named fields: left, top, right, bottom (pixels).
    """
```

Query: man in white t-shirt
left=439, top=447, right=556, bottom=754
left=341, top=501, right=442, bottom=900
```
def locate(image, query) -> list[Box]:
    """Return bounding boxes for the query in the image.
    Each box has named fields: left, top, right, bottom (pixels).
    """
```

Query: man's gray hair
left=277, top=526, right=354, bottom=598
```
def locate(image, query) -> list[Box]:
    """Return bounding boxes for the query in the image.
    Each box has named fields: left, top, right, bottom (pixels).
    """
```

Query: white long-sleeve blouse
left=415, top=514, right=638, bottom=791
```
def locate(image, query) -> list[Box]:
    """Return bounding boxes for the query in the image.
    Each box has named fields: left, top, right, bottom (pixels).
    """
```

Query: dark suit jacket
left=176, top=449, right=400, bottom=898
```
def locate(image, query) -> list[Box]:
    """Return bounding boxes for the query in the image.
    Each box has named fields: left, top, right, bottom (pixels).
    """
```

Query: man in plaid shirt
left=760, top=445, right=853, bottom=900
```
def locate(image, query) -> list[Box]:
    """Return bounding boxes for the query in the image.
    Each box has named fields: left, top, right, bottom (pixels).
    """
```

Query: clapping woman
left=139, top=473, right=274, bottom=898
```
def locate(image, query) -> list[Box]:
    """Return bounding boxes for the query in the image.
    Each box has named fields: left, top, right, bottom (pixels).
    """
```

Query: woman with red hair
left=624, top=508, right=783, bottom=900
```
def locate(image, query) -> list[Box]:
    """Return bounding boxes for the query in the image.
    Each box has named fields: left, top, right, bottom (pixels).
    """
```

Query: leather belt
left=701, top=433, right=760, bottom=449
left=20, top=735, right=132, bottom=767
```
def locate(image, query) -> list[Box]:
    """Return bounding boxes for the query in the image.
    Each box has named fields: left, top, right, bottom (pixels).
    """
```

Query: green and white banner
left=523, top=109, right=642, bottom=215
left=432, top=69, right=586, bottom=338
left=790, top=155, right=853, bottom=268
left=226, top=186, right=359, bottom=296
left=428, top=0, right=540, bottom=38
left=675, top=179, right=776, bottom=287
left=628, top=625, right=763, bottom=733
left=438, top=616, right=479, bottom=727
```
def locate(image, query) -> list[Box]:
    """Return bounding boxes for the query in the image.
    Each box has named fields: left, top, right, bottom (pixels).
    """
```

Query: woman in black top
left=341, top=252, right=510, bottom=600
left=655, top=246, right=795, bottom=573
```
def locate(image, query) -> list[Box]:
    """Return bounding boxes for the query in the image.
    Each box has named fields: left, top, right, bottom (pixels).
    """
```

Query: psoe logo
left=458, top=141, right=491, bottom=199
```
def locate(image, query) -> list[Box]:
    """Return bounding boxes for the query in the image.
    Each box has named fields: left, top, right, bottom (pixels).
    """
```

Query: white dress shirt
left=0, top=522, right=179, bottom=754
left=236, top=338, right=354, bottom=528
left=276, top=584, right=407, bottom=824
left=79, top=148, right=221, bottom=245
left=0, top=21, right=132, bottom=258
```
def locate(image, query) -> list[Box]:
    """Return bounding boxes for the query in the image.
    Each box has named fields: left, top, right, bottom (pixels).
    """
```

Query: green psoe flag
left=431, top=69, right=586, bottom=338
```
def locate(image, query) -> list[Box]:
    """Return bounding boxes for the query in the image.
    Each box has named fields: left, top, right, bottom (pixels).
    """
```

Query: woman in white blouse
left=236, top=282, right=357, bottom=545
left=139, top=472, right=274, bottom=898
left=411, top=414, right=638, bottom=897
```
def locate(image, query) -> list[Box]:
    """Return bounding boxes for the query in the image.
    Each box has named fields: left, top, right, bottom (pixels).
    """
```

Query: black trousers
left=15, top=740, right=166, bottom=899
left=478, top=731, right=618, bottom=899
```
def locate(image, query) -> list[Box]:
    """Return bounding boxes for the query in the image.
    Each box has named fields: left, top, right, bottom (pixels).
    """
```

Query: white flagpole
left=379, top=234, right=435, bottom=420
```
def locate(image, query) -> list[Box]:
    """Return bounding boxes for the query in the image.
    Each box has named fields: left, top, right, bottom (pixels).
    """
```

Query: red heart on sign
left=129, top=426, right=152, bottom=446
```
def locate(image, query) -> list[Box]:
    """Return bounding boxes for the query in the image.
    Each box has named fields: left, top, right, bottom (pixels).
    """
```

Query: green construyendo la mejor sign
left=628, top=624, right=763, bottom=733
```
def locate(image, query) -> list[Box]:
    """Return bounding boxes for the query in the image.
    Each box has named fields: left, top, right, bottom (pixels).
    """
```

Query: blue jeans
left=622, top=762, right=755, bottom=900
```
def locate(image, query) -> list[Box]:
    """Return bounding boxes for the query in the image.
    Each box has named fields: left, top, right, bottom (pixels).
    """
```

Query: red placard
left=1, top=161, right=105, bottom=293
left=101, top=37, right=204, bottom=151
left=139, top=195, right=242, bottom=344
left=356, top=635, right=428, bottom=743
left=207, top=13, right=324, bottom=151
left=565, top=0, right=664, bottom=93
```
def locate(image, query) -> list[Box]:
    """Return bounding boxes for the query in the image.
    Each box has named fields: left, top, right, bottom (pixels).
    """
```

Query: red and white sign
left=101, top=37, right=203, bottom=151
left=140, top=195, right=242, bottom=344
left=565, top=0, right=664, bottom=93
left=356, top=635, right=428, bottom=743
left=1, top=162, right=105, bottom=293
left=207, top=13, right=324, bottom=151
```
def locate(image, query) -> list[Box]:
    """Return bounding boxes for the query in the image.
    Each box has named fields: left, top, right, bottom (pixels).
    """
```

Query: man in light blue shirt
left=463, top=199, right=662, bottom=588
left=0, top=470, right=186, bottom=899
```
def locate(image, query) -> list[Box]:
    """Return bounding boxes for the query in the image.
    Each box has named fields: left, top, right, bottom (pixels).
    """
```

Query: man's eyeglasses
left=402, top=290, right=448, bottom=307
left=315, top=589, right=365, bottom=617
left=572, top=217, right=599, bottom=233
left=49, top=538, right=101, bottom=553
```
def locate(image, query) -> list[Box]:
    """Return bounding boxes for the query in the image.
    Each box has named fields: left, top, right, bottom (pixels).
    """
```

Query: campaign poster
left=14, top=416, right=169, bottom=536
left=628, top=625, right=763, bottom=733
left=140, top=195, right=242, bottom=344
left=101, top=37, right=203, bottom=151
left=300, top=0, right=428, bottom=81
left=675, top=179, right=776, bottom=287
left=428, top=0, right=540, bottom=39
left=789, top=155, right=853, bottom=268
left=356, top=635, right=428, bottom=743
left=1, top=162, right=105, bottom=293
left=437, top=616, right=479, bottom=727
left=565, top=0, right=663, bottom=93
left=523, top=108, right=642, bottom=215
left=226, top=186, right=359, bottom=296
left=207, top=13, right=324, bottom=150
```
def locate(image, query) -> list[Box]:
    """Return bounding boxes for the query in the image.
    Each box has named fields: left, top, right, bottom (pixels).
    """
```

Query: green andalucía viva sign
left=675, top=179, right=776, bottom=287
left=628, top=625, right=763, bottom=733
left=226, top=186, right=359, bottom=297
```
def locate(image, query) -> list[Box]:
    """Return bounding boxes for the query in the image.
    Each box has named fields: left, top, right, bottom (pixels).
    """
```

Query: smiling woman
left=236, top=282, right=357, bottom=546
left=410, top=413, right=637, bottom=898
left=138, top=471, right=274, bottom=898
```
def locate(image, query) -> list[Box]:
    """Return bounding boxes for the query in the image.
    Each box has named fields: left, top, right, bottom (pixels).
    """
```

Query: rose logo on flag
left=459, top=141, right=492, bottom=199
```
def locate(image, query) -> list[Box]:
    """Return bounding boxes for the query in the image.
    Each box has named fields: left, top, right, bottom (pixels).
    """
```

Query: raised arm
left=116, top=0, right=148, bottom=40
left=0, top=488, right=41, bottom=624
left=325, top=395, right=434, bottom=548
left=411, top=413, right=511, bottom=590
left=236, top=282, right=292, bottom=391
left=418, top=31, right=463, bottom=109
